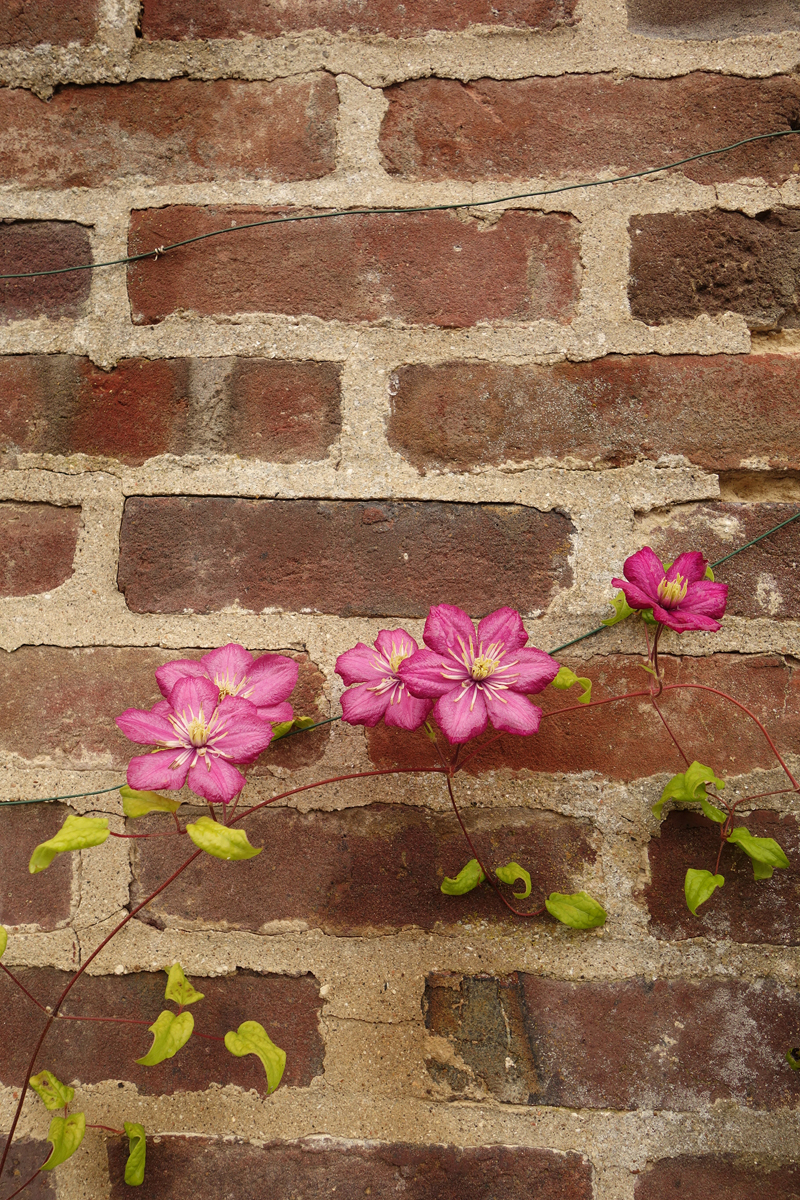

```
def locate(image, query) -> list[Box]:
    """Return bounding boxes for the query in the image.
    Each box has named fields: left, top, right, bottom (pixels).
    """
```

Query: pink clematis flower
left=399, top=604, right=560, bottom=744
left=116, top=675, right=273, bottom=804
left=335, top=629, right=433, bottom=730
left=612, top=547, right=728, bottom=633
left=155, top=643, right=298, bottom=726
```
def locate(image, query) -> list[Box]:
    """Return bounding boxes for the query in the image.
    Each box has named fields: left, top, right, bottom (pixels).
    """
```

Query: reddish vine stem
left=0, top=964, right=49, bottom=1014
left=3, top=1170, right=42, bottom=1200
left=650, top=696, right=691, bottom=768
left=55, top=1014, right=225, bottom=1042
left=87, top=1124, right=124, bottom=1135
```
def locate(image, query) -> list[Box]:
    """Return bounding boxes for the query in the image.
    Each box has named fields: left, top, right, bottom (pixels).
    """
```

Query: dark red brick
left=641, top=501, right=800, bottom=619
left=628, top=0, right=800, bottom=38
left=426, top=972, right=800, bottom=1109
left=221, top=359, right=341, bottom=460
left=0, top=647, right=328, bottom=770
left=0, top=502, right=80, bottom=596
left=381, top=74, right=800, bottom=185
left=636, top=1157, right=800, bottom=1200
left=127, top=206, right=580, bottom=327
left=109, top=1137, right=591, bottom=1200
left=0, top=1140, right=54, bottom=1199
left=629, top=209, right=800, bottom=330
left=141, top=0, right=578, bottom=40
left=387, top=355, right=800, bottom=473
left=0, top=0, right=100, bottom=47
left=646, top=810, right=800, bottom=944
left=0, top=969, right=322, bottom=1093
left=367, top=654, right=800, bottom=782
left=0, top=77, right=337, bottom=190
left=0, top=222, right=92, bottom=324
left=131, top=805, right=597, bottom=935
left=0, top=803, right=72, bottom=930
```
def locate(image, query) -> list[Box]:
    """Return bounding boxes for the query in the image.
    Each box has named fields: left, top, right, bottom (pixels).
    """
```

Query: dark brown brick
left=0, top=969, right=322, bottom=1093
left=109, top=1137, right=591, bottom=1200
left=0, top=1140, right=54, bottom=1198
left=381, top=74, right=800, bottom=185
left=367, top=654, right=800, bottom=782
left=221, top=359, right=341, bottom=461
left=635, top=1157, right=800, bottom=1200
left=0, top=502, right=80, bottom=596
left=0, top=222, right=92, bottom=324
left=387, top=355, right=800, bottom=473
left=117, top=497, right=574, bottom=617
left=629, top=209, right=800, bottom=330
left=0, top=0, right=100, bottom=47
left=0, top=803, right=72, bottom=930
left=426, top=973, right=800, bottom=1109
left=0, top=77, right=337, bottom=190
left=127, top=206, right=581, bottom=327
left=628, top=0, right=800, bottom=38
left=131, top=805, right=597, bottom=935
left=641, top=501, right=800, bottom=619
left=141, top=0, right=578, bottom=40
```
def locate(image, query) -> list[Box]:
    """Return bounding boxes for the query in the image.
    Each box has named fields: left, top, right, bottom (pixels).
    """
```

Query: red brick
left=0, top=647, right=328, bottom=770
left=629, top=209, right=800, bottom=329
left=127, top=206, right=580, bottom=327
left=628, top=0, right=800, bottom=39
left=641, top=501, right=800, bottom=619
left=645, top=810, right=800, bottom=944
left=0, top=222, right=92, bottom=324
left=221, top=359, right=341, bottom=460
left=367, top=654, right=800, bottom=782
left=0, top=77, right=337, bottom=190
left=635, top=1157, right=800, bottom=1200
left=117, top=497, right=574, bottom=617
left=426, top=973, right=800, bottom=1109
left=0, top=502, right=80, bottom=596
left=381, top=74, right=800, bottom=185
left=0, top=0, right=100, bottom=47
left=141, top=0, right=578, bottom=40
left=0, top=1140, right=54, bottom=1198
left=387, top=355, right=800, bottom=473
left=0, top=969, right=322, bottom=1093
left=131, top=805, right=597, bottom=935
left=109, top=1137, right=591, bottom=1200
left=0, top=803, right=72, bottom=930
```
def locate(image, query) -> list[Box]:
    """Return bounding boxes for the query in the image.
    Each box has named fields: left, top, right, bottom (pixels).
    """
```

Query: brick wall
left=1, top=1, right=799, bottom=1196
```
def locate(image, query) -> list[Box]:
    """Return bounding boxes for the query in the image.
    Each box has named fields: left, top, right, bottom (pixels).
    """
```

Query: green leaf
left=440, top=858, right=485, bottom=896
left=120, top=786, right=181, bottom=819
left=551, top=666, right=592, bottom=705
left=545, top=891, right=607, bottom=929
left=698, top=797, right=727, bottom=824
left=684, top=868, right=724, bottom=916
left=224, top=1021, right=286, bottom=1094
left=727, top=827, right=790, bottom=880
left=602, top=591, right=634, bottom=627
left=495, top=861, right=532, bottom=899
left=29, top=814, right=109, bottom=874
left=653, top=761, right=726, bottom=819
left=270, top=715, right=316, bottom=741
left=41, top=1113, right=85, bottom=1171
left=123, top=1122, right=146, bottom=1186
left=186, top=816, right=262, bottom=861
left=164, top=963, right=204, bottom=1008
left=422, top=720, right=438, bottom=744
left=29, top=1071, right=74, bottom=1112
left=704, top=565, right=715, bottom=581
left=135, top=1010, right=194, bottom=1066
left=0, top=926, right=7, bottom=959
left=787, top=1048, right=800, bottom=1071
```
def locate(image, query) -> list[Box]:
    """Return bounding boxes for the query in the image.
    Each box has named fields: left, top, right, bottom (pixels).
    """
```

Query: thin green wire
left=1, top=128, right=798, bottom=281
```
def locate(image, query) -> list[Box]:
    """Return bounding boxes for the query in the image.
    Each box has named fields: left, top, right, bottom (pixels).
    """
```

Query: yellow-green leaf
left=653, top=761, right=726, bottom=819
left=551, top=666, right=592, bottom=705
left=0, top=926, right=7, bottom=959
left=135, top=1010, right=194, bottom=1066
left=440, top=858, right=485, bottom=896
left=684, top=868, right=724, bottom=916
left=602, top=591, right=635, bottom=627
left=120, top=786, right=181, bottom=818
left=164, top=963, right=204, bottom=1008
left=186, top=816, right=262, bottom=861
left=29, top=815, right=109, bottom=874
left=123, top=1122, right=146, bottom=1186
left=270, top=715, right=315, bottom=741
left=727, top=827, right=790, bottom=881
left=495, top=861, right=532, bottom=898
left=224, top=1021, right=286, bottom=1094
left=41, top=1113, right=85, bottom=1171
left=545, top=891, right=606, bottom=929
left=29, top=1070, right=74, bottom=1112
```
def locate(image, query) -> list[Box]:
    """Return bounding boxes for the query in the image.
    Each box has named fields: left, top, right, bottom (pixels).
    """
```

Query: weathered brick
left=381, top=74, right=800, bottom=185
left=0, top=502, right=80, bottom=596
left=629, top=209, right=800, bottom=330
left=646, top=810, right=800, bottom=944
left=367, top=654, right=800, bottom=781
left=0, top=77, right=337, bottom=190
left=0, top=803, right=72, bottom=930
left=0, top=0, right=100, bottom=47
left=0, top=647, right=327, bottom=770
left=109, top=1137, right=591, bottom=1200
left=221, top=359, right=341, bottom=461
left=387, top=355, right=800, bottom=473
left=117, top=497, right=573, bottom=616
left=628, top=0, right=800, bottom=39
left=131, top=805, right=597, bottom=935
left=127, top=206, right=581, bottom=327
left=425, top=973, right=800, bottom=1109
left=0, top=1140, right=54, bottom=1198
left=141, top=0, right=578, bottom=40
left=0, top=969, right=322, bottom=1093
left=0, top=222, right=92, bottom=324
left=641, top=501, right=800, bottom=619
left=635, top=1157, right=800, bottom=1199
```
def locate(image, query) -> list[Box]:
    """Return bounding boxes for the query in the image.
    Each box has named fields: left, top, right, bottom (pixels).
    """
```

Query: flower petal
left=435, top=686, right=488, bottom=743
left=621, top=546, right=665, bottom=599
left=211, top=695, right=273, bottom=762
left=682, top=580, right=728, bottom=620
left=200, top=643, right=254, bottom=690
left=259, top=701, right=294, bottom=725
left=127, top=749, right=189, bottom=792
left=374, top=628, right=419, bottom=664
left=186, top=755, right=246, bottom=805
left=653, top=605, right=722, bottom=633
left=116, top=706, right=178, bottom=747
left=477, top=607, right=528, bottom=652
left=383, top=687, right=433, bottom=731
left=666, top=551, right=708, bottom=585
left=341, top=683, right=390, bottom=727
left=155, top=658, right=207, bottom=700
left=244, top=654, right=299, bottom=706
left=169, top=675, right=220, bottom=720
left=335, top=643, right=388, bottom=686
left=611, top=579, right=658, bottom=612
left=423, top=604, right=476, bottom=655
left=483, top=688, right=542, bottom=736
left=509, top=647, right=562, bottom=694
left=399, top=649, right=459, bottom=698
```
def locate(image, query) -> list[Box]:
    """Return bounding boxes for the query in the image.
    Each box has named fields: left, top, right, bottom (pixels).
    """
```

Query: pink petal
left=341, top=683, right=390, bottom=727
left=423, top=604, right=476, bottom=655
left=186, top=755, right=246, bottom=804
left=483, top=688, right=542, bottom=736
left=509, top=647, right=562, bottom=694
left=612, top=579, right=657, bottom=612
left=682, top=580, right=728, bottom=619
left=155, top=658, right=207, bottom=699
left=621, top=547, right=665, bottom=599
left=201, top=643, right=254, bottom=688
left=477, top=607, right=528, bottom=652
left=399, top=649, right=460, bottom=698
left=653, top=605, right=722, bottom=633
left=434, top=686, right=488, bottom=743
left=127, top=748, right=189, bottom=792
left=211, top=695, right=273, bottom=762
left=374, top=628, right=419, bottom=664
left=258, top=701, right=294, bottom=725
left=116, top=706, right=177, bottom=747
left=335, top=643, right=388, bottom=686
left=169, top=675, right=220, bottom=719
left=666, top=551, right=708, bottom=585
left=244, top=654, right=299, bottom=706
left=383, top=687, right=433, bottom=731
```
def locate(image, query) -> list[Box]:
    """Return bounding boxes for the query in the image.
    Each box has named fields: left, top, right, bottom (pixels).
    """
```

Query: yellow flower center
left=471, top=654, right=501, bottom=681
left=388, top=643, right=411, bottom=673
left=657, top=573, right=689, bottom=607
left=186, top=714, right=211, bottom=746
